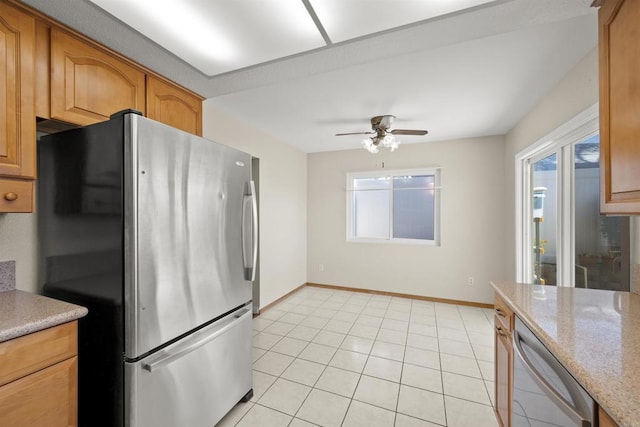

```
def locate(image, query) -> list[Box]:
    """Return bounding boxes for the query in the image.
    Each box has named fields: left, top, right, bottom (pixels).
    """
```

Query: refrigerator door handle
left=142, top=308, right=251, bottom=372
left=242, top=180, right=258, bottom=281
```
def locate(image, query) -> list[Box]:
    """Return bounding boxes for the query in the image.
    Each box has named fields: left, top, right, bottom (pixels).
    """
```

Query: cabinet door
left=51, top=28, right=146, bottom=126
left=0, top=321, right=77, bottom=387
left=34, top=20, right=50, bottom=119
left=0, top=2, right=35, bottom=179
left=599, top=407, right=619, bottom=427
left=495, top=319, right=512, bottom=427
left=146, top=76, right=203, bottom=136
left=599, top=0, right=640, bottom=213
left=0, top=357, right=78, bottom=427
left=495, top=295, right=514, bottom=332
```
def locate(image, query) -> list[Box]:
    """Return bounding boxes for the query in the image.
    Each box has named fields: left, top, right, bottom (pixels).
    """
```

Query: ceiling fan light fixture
left=362, top=138, right=379, bottom=153
left=338, top=115, right=425, bottom=154
left=381, top=134, right=399, bottom=151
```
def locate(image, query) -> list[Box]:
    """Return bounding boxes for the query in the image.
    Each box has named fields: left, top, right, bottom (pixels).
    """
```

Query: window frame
left=515, top=103, right=599, bottom=285
left=346, top=168, right=441, bottom=246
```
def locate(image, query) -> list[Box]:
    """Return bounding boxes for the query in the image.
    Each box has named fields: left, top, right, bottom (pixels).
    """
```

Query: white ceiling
left=86, top=0, right=498, bottom=76
left=87, top=0, right=326, bottom=75
left=308, top=0, right=499, bottom=43
left=22, top=0, right=598, bottom=153
left=209, top=12, right=597, bottom=153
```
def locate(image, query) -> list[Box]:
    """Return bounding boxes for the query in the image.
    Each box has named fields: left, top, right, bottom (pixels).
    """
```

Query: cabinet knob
left=4, top=192, right=18, bottom=202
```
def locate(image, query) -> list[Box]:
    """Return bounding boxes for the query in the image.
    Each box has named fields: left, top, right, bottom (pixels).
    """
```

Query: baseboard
left=305, top=282, right=494, bottom=309
left=258, top=283, right=307, bottom=314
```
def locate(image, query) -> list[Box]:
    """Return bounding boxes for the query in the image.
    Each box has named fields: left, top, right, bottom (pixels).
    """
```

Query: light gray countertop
left=0, top=290, right=88, bottom=342
left=491, top=281, right=640, bottom=427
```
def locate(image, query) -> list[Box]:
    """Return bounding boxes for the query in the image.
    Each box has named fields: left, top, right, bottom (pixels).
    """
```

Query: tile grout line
left=459, top=305, right=496, bottom=411
left=393, top=299, right=411, bottom=426
left=279, top=292, right=334, bottom=426
left=246, top=288, right=497, bottom=427
left=436, top=304, right=448, bottom=426
left=338, top=297, right=382, bottom=427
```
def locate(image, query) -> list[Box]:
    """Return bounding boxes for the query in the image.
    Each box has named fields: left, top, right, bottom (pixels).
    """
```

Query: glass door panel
left=532, top=154, right=557, bottom=285
left=574, top=135, right=630, bottom=290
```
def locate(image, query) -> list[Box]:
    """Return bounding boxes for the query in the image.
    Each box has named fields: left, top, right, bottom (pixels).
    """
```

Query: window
left=346, top=168, right=440, bottom=244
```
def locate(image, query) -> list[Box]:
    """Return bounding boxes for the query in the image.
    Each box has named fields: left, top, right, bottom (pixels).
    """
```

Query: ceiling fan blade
left=335, top=131, right=373, bottom=136
left=390, top=129, right=429, bottom=136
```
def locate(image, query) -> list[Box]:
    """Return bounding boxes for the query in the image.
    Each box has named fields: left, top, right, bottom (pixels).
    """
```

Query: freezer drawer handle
left=142, top=309, right=251, bottom=372
left=242, top=181, right=258, bottom=281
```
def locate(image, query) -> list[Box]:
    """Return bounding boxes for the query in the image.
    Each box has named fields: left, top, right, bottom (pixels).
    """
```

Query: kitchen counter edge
left=0, top=289, right=88, bottom=342
left=491, top=281, right=636, bottom=427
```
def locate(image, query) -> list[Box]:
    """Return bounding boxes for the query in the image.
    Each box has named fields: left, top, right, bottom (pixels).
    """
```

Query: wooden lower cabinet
left=495, top=317, right=512, bottom=427
left=0, top=357, right=77, bottom=427
left=599, top=407, right=619, bottom=427
left=0, top=321, right=78, bottom=427
left=494, top=294, right=514, bottom=427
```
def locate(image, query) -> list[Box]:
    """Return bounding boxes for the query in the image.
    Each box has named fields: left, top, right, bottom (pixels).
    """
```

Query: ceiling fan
left=335, top=115, right=428, bottom=153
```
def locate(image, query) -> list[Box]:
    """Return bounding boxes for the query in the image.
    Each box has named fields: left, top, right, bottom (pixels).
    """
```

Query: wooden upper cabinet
left=146, top=76, right=203, bottom=136
left=50, top=28, right=146, bottom=126
left=599, top=0, right=640, bottom=214
left=34, top=20, right=50, bottom=119
left=0, top=1, right=202, bottom=213
left=0, top=2, right=35, bottom=179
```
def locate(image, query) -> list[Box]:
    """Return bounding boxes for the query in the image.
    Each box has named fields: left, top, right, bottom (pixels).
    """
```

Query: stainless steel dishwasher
left=512, top=318, right=595, bottom=427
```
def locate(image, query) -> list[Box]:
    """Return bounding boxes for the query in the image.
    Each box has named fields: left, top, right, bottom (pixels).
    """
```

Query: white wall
left=0, top=214, right=38, bottom=293
left=503, top=47, right=599, bottom=281
left=307, top=136, right=506, bottom=305
left=202, top=102, right=308, bottom=308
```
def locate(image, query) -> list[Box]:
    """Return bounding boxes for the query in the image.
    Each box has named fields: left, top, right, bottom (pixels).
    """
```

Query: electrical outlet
left=319, top=264, right=324, bottom=272
left=468, top=276, right=474, bottom=286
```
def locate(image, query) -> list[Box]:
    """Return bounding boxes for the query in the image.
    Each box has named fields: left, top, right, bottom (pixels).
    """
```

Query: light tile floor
left=217, top=286, right=498, bottom=427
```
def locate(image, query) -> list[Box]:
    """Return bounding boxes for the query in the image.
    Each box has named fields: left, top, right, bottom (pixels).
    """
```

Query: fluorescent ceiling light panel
left=308, top=0, right=500, bottom=43
left=88, top=0, right=326, bottom=76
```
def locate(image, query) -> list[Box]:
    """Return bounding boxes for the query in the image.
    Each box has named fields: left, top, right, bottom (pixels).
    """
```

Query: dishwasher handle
left=512, top=329, right=592, bottom=427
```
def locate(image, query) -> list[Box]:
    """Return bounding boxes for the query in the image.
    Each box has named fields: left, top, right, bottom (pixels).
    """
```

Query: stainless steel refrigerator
left=39, top=110, right=257, bottom=427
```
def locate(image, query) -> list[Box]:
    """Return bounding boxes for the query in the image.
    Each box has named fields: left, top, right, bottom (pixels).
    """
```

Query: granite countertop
left=0, top=290, right=88, bottom=342
left=491, top=281, right=640, bottom=427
